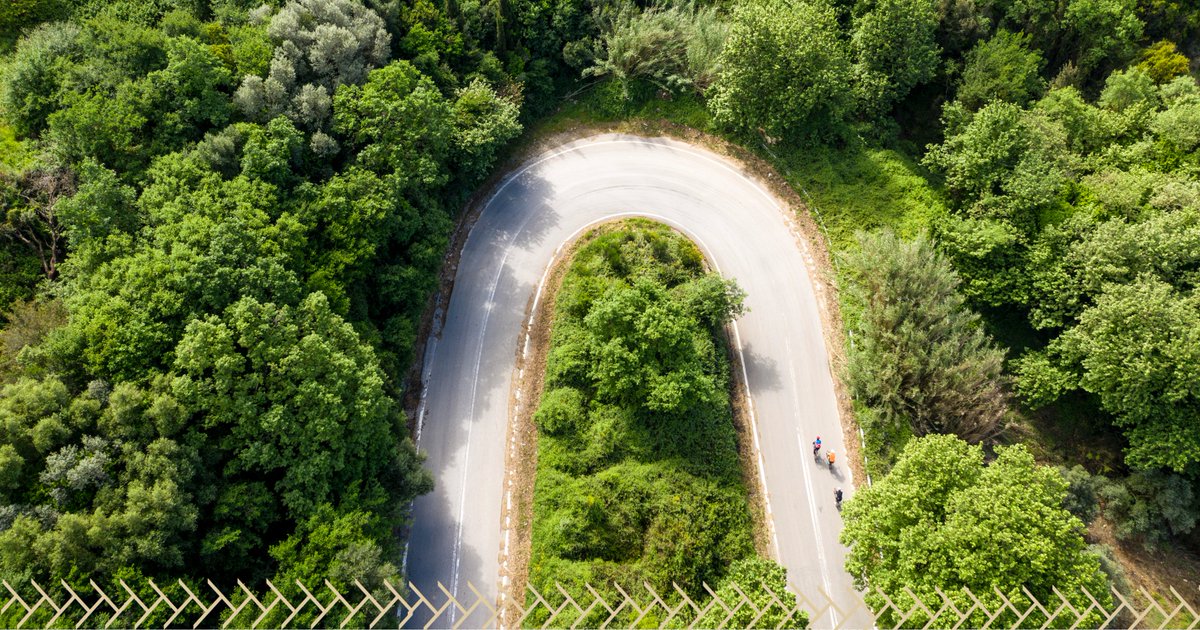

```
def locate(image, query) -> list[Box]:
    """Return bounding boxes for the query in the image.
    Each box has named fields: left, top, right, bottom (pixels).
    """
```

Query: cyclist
left=827, top=450, right=836, bottom=470
left=834, top=488, right=843, bottom=509
left=813, top=436, right=822, bottom=456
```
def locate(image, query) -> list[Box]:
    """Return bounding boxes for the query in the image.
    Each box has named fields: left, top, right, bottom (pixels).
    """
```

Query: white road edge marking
left=449, top=208, right=542, bottom=625
left=787, top=338, right=837, bottom=628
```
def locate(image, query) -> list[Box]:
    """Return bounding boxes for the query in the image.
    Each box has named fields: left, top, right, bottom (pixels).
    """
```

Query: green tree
left=924, top=100, right=1071, bottom=236
left=450, top=78, right=522, bottom=185
left=137, top=36, right=233, bottom=154
left=708, top=0, right=853, bottom=140
left=1054, top=277, right=1200, bottom=472
left=171, top=292, right=433, bottom=521
left=1034, top=86, right=1117, bottom=154
left=294, top=166, right=394, bottom=312
left=696, top=557, right=806, bottom=628
left=1025, top=207, right=1200, bottom=330
left=45, top=86, right=148, bottom=173
left=1099, top=469, right=1198, bottom=549
left=581, top=4, right=729, bottom=98
left=584, top=278, right=723, bottom=416
left=1063, top=0, right=1144, bottom=75
left=333, top=60, right=453, bottom=184
left=0, top=22, right=81, bottom=137
left=1097, top=66, right=1158, bottom=114
left=845, top=230, right=1010, bottom=444
left=55, top=160, right=138, bottom=270
left=851, top=0, right=941, bottom=114
left=268, top=503, right=400, bottom=625
left=956, top=30, right=1045, bottom=111
left=841, top=435, right=1111, bottom=628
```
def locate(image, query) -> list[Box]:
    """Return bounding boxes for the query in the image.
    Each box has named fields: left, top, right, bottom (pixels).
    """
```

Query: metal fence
left=2, top=578, right=1198, bottom=628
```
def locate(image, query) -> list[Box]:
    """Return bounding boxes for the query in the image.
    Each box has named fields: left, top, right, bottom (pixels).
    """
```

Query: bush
left=533, top=387, right=585, bottom=435
left=1059, top=464, right=1104, bottom=523
left=1100, top=469, right=1199, bottom=550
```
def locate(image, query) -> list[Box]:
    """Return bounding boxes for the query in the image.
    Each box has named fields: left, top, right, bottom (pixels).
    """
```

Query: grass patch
left=769, top=143, right=949, bottom=251
left=540, top=79, right=712, bottom=134
left=526, top=220, right=791, bottom=626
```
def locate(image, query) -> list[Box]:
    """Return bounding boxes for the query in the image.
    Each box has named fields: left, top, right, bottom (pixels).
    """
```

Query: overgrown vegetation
left=527, top=221, right=798, bottom=626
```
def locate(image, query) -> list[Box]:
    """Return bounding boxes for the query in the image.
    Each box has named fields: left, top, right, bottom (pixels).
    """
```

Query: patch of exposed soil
left=1089, top=517, right=1200, bottom=622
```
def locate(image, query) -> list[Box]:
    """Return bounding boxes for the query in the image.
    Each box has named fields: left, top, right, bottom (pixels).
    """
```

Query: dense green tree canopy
left=956, top=30, right=1046, bottom=110
left=1049, top=278, right=1200, bottom=471
left=841, top=435, right=1111, bottom=628
left=0, top=0, right=1198, bottom=609
left=708, top=0, right=853, bottom=139
left=0, top=0, right=524, bottom=592
left=851, top=0, right=942, bottom=114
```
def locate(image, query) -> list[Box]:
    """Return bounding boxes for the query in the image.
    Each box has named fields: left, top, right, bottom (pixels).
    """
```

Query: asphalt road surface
left=406, top=134, right=870, bottom=628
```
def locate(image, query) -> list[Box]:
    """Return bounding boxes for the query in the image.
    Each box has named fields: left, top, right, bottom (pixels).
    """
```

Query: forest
left=0, top=0, right=1198, bottom=614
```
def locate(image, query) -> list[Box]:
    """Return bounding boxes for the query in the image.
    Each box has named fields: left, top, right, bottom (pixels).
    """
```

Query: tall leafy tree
left=841, top=434, right=1111, bottom=628
left=0, top=22, right=82, bottom=137
left=708, top=0, right=853, bottom=139
left=851, top=0, right=942, bottom=114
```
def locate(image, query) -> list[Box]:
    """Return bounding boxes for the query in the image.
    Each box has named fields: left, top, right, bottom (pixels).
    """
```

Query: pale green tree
left=233, top=0, right=392, bottom=129
left=841, top=435, right=1111, bottom=628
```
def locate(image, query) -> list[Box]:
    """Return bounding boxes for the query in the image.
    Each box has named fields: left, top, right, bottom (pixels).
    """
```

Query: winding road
left=405, top=134, right=869, bottom=628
